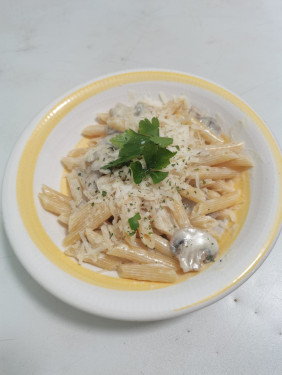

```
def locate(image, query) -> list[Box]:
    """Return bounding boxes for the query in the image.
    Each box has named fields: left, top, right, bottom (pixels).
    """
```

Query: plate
left=2, top=70, right=282, bottom=321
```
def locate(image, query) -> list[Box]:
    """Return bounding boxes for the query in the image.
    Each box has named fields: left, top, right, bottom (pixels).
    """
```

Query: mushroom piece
left=170, top=227, right=219, bottom=272
left=134, top=103, right=144, bottom=116
left=197, top=116, right=222, bottom=136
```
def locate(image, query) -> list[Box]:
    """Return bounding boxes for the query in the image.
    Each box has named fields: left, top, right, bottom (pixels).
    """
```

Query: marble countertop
left=1, top=1, right=281, bottom=374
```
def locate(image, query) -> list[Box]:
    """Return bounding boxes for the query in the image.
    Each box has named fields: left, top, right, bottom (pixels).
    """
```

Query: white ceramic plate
left=2, top=70, right=282, bottom=321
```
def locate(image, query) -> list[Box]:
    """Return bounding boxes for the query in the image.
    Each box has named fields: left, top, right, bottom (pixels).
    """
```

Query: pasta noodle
left=82, top=125, right=108, bottom=138
left=117, top=263, right=178, bottom=283
left=191, top=191, right=241, bottom=216
left=39, top=96, right=252, bottom=283
left=107, top=245, right=180, bottom=270
left=151, top=233, right=172, bottom=257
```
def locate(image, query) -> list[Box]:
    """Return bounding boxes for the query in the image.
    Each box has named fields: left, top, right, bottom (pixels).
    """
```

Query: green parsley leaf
left=142, top=141, right=158, bottom=169
left=128, top=212, right=141, bottom=236
left=150, top=136, right=173, bottom=147
left=149, top=170, right=169, bottom=184
left=153, top=147, right=176, bottom=169
left=142, top=142, right=176, bottom=170
left=118, top=137, right=146, bottom=158
left=101, top=154, right=136, bottom=170
left=130, top=161, right=147, bottom=184
left=138, top=118, right=172, bottom=146
left=110, top=129, right=144, bottom=149
left=102, top=191, right=107, bottom=197
left=102, top=130, right=148, bottom=170
left=138, top=117, right=159, bottom=137
left=101, top=117, right=178, bottom=183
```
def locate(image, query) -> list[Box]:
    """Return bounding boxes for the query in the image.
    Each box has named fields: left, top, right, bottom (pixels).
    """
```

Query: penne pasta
left=63, top=202, right=112, bottom=246
left=96, top=113, right=109, bottom=124
left=212, top=208, right=237, bottom=222
left=85, top=228, right=104, bottom=246
left=152, top=207, right=178, bottom=238
left=151, top=233, right=172, bottom=257
left=189, top=166, right=239, bottom=180
left=64, top=245, right=81, bottom=259
left=107, top=118, right=129, bottom=132
left=107, top=245, right=180, bottom=270
left=82, top=125, right=108, bottom=138
left=42, top=184, right=72, bottom=203
left=191, top=191, right=241, bottom=216
left=205, top=189, right=221, bottom=199
left=83, top=253, right=122, bottom=271
left=58, top=214, right=70, bottom=225
left=88, top=138, right=103, bottom=147
left=190, top=215, right=218, bottom=230
left=202, top=142, right=244, bottom=152
left=193, top=151, right=239, bottom=166
left=38, top=186, right=71, bottom=216
left=66, top=170, right=83, bottom=205
left=117, top=263, right=178, bottom=283
left=218, top=155, right=253, bottom=168
left=67, top=147, right=90, bottom=157
left=62, top=156, right=85, bottom=170
left=170, top=200, right=190, bottom=227
left=179, top=184, right=206, bottom=203
left=208, top=180, right=234, bottom=194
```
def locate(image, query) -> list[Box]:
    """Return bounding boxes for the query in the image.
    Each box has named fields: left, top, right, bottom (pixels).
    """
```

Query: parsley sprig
left=102, top=118, right=177, bottom=184
left=128, top=212, right=141, bottom=236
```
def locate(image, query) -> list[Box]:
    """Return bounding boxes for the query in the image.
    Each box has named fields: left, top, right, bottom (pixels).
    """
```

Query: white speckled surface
left=0, top=1, right=281, bottom=374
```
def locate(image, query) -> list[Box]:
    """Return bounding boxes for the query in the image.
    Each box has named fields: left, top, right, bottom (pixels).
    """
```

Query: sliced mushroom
left=170, top=227, right=219, bottom=272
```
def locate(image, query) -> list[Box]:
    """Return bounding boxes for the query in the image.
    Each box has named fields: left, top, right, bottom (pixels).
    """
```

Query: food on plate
left=39, top=96, right=252, bottom=283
